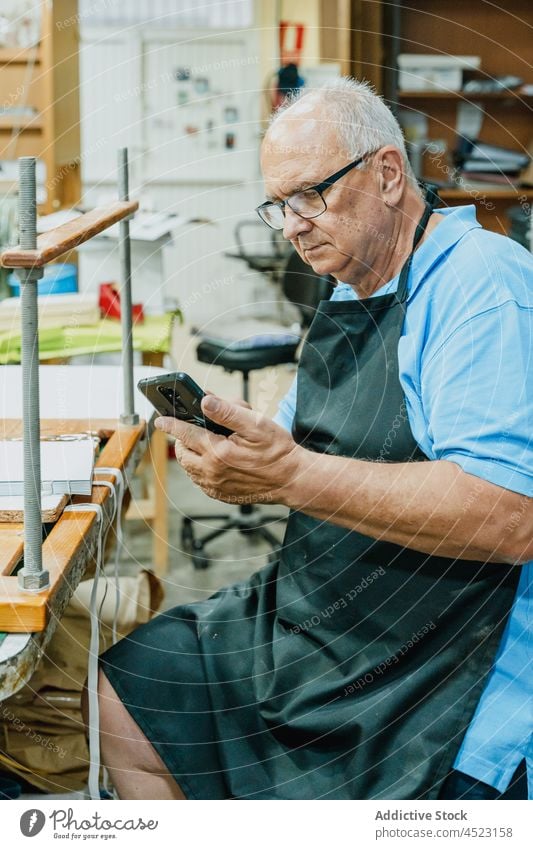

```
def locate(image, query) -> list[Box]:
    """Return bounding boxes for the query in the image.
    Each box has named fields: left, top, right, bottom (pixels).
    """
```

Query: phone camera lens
left=158, top=384, right=188, bottom=414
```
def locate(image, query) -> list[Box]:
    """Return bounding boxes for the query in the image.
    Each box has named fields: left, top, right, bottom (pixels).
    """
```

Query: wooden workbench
left=0, top=415, right=146, bottom=699
left=0, top=364, right=170, bottom=575
left=0, top=196, right=172, bottom=701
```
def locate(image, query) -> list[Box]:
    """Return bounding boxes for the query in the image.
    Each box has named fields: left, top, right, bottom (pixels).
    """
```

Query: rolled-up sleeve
left=420, top=300, right=533, bottom=496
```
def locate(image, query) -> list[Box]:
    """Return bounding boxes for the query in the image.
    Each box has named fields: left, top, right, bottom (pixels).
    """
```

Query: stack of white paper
left=0, top=439, right=95, bottom=496
left=0, top=293, right=100, bottom=332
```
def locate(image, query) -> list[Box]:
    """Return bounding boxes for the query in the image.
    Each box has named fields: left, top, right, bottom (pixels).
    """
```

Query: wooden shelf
left=394, top=1, right=533, bottom=235
left=0, top=46, right=41, bottom=64
left=0, top=115, right=43, bottom=131
left=440, top=187, right=533, bottom=200
left=399, top=89, right=533, bottom=101
left=0, top=2, right=80, bottom=213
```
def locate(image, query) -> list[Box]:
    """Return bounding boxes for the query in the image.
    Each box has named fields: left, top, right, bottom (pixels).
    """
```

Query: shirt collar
left=335, top=205, right=482, bottom=300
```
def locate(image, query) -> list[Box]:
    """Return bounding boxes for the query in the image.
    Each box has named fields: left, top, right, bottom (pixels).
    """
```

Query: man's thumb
left=202, top=394, right=255, bottom=432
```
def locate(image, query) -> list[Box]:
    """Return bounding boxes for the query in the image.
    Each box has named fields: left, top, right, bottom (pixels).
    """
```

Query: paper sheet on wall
left=456, top=101, right=485, bottom=140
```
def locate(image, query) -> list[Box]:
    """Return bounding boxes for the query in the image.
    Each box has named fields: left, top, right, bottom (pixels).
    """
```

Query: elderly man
left=93, top=78, right=532, bottom=800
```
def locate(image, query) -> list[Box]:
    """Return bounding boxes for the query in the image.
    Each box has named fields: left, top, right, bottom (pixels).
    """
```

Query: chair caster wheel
left=192, top=552, right=210, bottom=570
left=191, top=540, right=209, bottom=570
left=181, top=518, right=194, bottom=551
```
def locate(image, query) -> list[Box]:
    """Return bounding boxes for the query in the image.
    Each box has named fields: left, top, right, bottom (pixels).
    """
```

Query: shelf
left=439, top=187, right=533, bottom=200
left=395, top=2, right=533, bottom=236
left=399, top=89, right=533, bottom=101
left=0, top=46, right=41, bottom=64
left=0, top=115, right=43, bottom=131
left=0, top=3, right=80, bottom=213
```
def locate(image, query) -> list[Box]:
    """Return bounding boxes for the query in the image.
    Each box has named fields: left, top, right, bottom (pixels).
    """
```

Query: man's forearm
left=154, top=399, right=532, bottom=565
left=285, top=448, right=532, bottom=564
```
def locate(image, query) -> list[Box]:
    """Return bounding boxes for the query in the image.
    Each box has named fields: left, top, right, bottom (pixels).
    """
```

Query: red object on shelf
left=279, top=21, right=305, bottom=65
left=98, top=282, right=144, bottom=323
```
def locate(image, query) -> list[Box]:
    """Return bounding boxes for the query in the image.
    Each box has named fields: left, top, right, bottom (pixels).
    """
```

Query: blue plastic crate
left=9, top=263, right=78, bottom=296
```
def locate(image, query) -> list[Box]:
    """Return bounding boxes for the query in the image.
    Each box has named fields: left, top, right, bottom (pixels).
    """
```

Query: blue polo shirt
left=274, top=205, right=533, bottom=797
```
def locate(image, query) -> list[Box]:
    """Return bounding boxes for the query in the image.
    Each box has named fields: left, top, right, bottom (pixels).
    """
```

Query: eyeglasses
left=255, top=151, right=374, bottom=231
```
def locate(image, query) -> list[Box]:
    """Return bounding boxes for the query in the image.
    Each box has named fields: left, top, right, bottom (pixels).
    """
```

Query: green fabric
left=0, top=633, right=7, bottom=649
left=0, top=313, right=177, bottom=364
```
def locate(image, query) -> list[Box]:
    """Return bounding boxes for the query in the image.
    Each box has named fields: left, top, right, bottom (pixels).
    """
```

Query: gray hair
left=269, top=77, right=422, bottom=195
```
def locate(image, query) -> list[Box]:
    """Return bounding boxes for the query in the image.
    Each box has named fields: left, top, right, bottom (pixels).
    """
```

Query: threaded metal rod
left=17, top=157, right=48, bottom=591
left=19, top=157, right=37, bottom=250
left=117, top=148, right=138, bottom=425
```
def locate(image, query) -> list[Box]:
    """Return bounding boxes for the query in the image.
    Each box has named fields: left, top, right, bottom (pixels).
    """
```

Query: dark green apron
left=250, top=203, right=521, bottom=798
left=100, top=204, right=521, bottom=800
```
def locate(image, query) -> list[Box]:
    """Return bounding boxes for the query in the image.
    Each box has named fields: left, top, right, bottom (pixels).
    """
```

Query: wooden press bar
left=0, top=200, right=139, bottom=268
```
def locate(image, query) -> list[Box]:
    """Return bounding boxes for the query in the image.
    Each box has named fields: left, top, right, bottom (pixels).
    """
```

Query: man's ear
left=376, top=146, right=405, bottom=207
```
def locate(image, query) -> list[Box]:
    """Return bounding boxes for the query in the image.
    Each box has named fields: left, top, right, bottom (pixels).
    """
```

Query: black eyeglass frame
left=255, top=150, right=377, bottom=229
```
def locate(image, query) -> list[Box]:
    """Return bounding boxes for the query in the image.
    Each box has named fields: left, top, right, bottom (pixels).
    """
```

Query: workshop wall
left=78, top=0, right=278, bottom=326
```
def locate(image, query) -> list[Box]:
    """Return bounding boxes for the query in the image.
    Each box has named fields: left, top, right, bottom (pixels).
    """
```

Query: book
left=0, top=439, right=95, bottom=497
left=462, top=157, right=528, bottom=173
left=456, top=171, right=520, bottom=190
left=457, top=137, right=529, bottom=173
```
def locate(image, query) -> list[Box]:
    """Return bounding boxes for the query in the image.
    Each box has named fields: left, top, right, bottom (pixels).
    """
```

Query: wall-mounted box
left=398, top=54, right=481, bottom=92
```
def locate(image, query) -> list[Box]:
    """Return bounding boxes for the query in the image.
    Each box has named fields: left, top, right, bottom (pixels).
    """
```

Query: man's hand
left=154, top=394, right=533, bottom=564
left=154, top=394, right=304, bottom=505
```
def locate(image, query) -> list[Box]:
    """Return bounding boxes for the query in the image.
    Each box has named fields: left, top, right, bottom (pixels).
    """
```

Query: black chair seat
left=224, top=251, right=287, bottom=275
left=197, top=339, right=298, bottom=372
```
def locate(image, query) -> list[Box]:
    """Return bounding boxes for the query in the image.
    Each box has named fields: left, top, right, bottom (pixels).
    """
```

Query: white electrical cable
left=91, top=468, right=126, bottom=801
left=63, top=502, right=104, bottom=801
left=64, top=469, right=126, bottom=799
left=95, top=467, right=125, bottom=645
left=91, top=479, right=116, bottom=625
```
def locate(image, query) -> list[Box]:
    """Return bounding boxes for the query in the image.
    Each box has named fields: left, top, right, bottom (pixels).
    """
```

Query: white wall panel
left=142, top=31, right=260, bottom=184
left=79, top=17, right=271, bottom=326
left=79, top=28, right=143, bottom=188
left=78, top=0, right=253, bottom=29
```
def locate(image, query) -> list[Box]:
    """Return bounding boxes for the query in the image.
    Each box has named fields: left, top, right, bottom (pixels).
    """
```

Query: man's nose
left=283, top=206, right=313, bottom=241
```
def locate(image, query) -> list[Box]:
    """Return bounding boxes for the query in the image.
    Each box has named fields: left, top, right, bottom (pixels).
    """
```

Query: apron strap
left=396, top=202, right=433, bottom=303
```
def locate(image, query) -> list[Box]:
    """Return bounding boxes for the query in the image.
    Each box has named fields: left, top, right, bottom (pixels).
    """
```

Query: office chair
left=226, top=219, right=292, bottom=276
left=181, top=250, right=334, bottom=569
left=225, top=220, right=294, bottom=322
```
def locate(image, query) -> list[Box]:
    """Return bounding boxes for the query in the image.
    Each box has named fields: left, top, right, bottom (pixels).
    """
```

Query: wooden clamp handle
left=0, top=200, right=139, bottom=268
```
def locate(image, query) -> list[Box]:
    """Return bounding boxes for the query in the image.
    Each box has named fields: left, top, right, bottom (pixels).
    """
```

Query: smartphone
left=137, top=371, right=233, bottom=436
